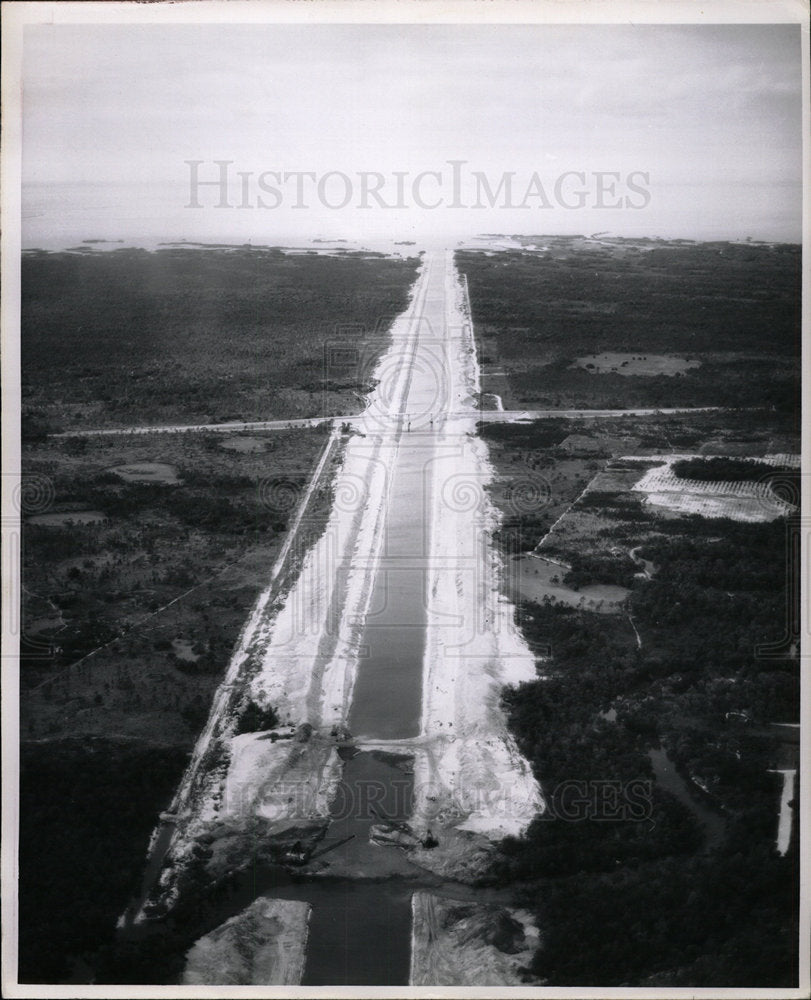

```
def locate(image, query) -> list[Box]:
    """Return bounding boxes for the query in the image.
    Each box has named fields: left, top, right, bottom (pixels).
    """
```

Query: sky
left=21, top=22, right=804, bottom=247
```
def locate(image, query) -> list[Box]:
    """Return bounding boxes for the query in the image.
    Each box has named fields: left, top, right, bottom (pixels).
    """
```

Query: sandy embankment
left=768, top=768, right=796, bottom=855
left=409, top=891, right=540, bottom=986
left=410, top=255, right=544, bottom=875
left=182, top=897, right=311, bottom=985
left=134, top=257, right=432, bottom=917
left=361, top=253, right=544, bottom=880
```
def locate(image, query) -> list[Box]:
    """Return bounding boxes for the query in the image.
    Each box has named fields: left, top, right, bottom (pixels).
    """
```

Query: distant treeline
left=458, top=242, right=800, bottom=419
left=22, top=248, right=420, bottom=429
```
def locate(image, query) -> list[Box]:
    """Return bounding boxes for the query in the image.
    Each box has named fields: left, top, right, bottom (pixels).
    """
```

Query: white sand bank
left=183, top=897, right=310, bottom=985
left=358, top=253, right=544, bottom=876
left=133, top=251, right=544, bottom=916
left=768, top=768, right=796, bottom=855
left=415, top=256, right=542, bottom=845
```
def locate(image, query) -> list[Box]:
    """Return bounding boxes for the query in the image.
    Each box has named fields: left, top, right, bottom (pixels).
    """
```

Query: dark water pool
left=649, top=747, right=726, bottom=850
left=348, top=439, right=435, bottom=740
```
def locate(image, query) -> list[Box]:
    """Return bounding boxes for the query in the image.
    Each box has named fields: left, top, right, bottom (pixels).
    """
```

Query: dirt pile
left=183, top=897, right=310, bottom=985
left=410, top=891, right=541, bottom=985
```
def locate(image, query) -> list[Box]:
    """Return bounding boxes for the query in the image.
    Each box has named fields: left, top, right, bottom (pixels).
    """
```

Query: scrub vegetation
left=472, top=239, right=800, bottom=985
left=460, top=237, right=800, bottom=416
left=18, top=245, right=419, bottom=982
left=22, top=246, right=420, bottom=431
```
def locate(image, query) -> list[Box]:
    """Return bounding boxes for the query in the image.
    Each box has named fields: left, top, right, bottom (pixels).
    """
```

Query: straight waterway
left=299, top=255, right=451, bottom=982
left=119, top=253, right=477, bottom=985
left=349, top=256, right=450, bottom=739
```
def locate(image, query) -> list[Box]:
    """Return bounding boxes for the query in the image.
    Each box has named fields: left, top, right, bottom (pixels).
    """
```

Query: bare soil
left=572, top=352, right=701, bottom=377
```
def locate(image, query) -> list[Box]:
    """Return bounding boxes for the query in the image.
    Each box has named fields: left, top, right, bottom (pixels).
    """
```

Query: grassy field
left=21, top=425, right=340, bottom=742
left=459, top=237, right=800, bottom=419
left=22, top=247, right=420, bottom=432
left=481, top=407, right=798, bottom=564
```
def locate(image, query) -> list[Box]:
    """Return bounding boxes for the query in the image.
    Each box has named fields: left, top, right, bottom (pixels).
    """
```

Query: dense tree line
left=526, top=844, right=798, bottom=987
left=234, top=699, right=280, bottom=735
left=673, top=456, right=799, bottom=492
left=498, top=509, right=799, bottom=985
left=563, top=550, right=637, bottom=589
left=18, top=739, right=188, bottom=983
left=478, top=418, right=570, bottom=449
left=22, top=248, right=420, bottom=428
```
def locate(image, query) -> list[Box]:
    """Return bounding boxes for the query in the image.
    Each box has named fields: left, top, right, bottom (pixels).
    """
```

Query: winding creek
left=648, top=747, right=726, bottom=851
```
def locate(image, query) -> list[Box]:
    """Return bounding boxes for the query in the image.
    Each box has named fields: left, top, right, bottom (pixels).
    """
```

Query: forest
left=496, top=507, right=799, bottom=986
left=19, top=738, right=188, bottom=983
left=673, top=456, right=799, bottom=492
left=475, top=371, right=801, bottom=987
left=18, top=423, right=344, bottom=980
left=22, top=247, right=419, bottom=430
left=458, top=239, right=801, bottom=418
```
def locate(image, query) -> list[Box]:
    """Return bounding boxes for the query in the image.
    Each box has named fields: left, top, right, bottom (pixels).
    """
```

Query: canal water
left=116, top=254, right=460, bottom=986
left=217, top=750, right=417, bottom=986
left=259, top=254, right=453, bottom=982
left=348, top=255, right=449, bottom=740
left=347, top=435, right=436, bottom=740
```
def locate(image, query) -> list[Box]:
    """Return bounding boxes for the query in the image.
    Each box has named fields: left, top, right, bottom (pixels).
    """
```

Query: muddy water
left=207, top=876, right=415, bottom=987
left=347, top=440, right=436, bottom=740
left=154, top=752, right=418, bottom=985
left=273, top=751, right=417, bottom=985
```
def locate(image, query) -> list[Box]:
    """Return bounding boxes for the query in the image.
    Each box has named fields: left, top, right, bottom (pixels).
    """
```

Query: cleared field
left=631, top=454, right=798, bottom=522
left=572, top=352, right=701, bottom=377
left=219, top=436, right=271, bottom=453
left=111, top=462, right=180, bottom=484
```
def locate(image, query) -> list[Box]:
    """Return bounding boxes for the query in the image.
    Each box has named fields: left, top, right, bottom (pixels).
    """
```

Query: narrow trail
left=627, top=613, right=643, bottom=649
left=50, top=406, right=737, bottom=438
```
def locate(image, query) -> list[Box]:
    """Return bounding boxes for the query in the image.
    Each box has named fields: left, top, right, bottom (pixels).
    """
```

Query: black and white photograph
left=1, top=0, right=808, bottom=994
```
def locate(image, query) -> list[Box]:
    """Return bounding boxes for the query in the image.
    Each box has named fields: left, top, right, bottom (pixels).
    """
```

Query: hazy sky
left=22, top=22, right=803, bottom=246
